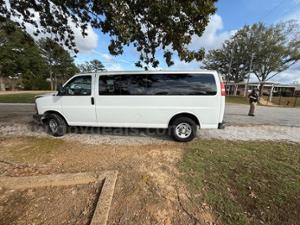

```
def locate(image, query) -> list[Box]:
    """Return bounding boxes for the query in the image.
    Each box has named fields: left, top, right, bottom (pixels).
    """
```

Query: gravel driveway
left=0, top=103, right=299, bottom=144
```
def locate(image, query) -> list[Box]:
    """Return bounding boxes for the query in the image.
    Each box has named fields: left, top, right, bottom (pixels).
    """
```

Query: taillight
left=220, top=82, right=226, bottom=96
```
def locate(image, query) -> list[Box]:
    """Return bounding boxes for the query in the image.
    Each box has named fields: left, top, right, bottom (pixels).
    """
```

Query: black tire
left=169, top=117, right=197, bottom=142
left=45, top=113, right=67, bottom=137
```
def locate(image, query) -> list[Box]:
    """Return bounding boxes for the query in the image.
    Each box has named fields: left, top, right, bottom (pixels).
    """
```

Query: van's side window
left=99, top=75, right=147, bottom=95
left=99, top=74, right=216, bottom=96
left=63, top=76, right=92, bottom=96
left=147, top=74, right=217, bottom=95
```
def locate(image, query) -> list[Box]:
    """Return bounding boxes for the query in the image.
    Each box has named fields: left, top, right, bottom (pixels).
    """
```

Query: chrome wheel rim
left=175, top=123, right=192, bottom=138
left=49, top=119, right=58, bottom=133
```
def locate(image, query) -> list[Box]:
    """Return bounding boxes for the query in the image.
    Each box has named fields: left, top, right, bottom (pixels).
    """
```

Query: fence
left=262, top=96, right=299, bottom=108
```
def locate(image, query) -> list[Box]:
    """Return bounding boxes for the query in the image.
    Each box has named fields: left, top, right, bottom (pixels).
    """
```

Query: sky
left=58, top=0, right=300, bottom=83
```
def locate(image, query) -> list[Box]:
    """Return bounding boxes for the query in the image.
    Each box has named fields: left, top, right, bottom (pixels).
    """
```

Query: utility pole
left=226, top=49, right=234, bottom=95
left=244, top=53, right=254, bottom=97
left=228, top=54, right=233, bottom=76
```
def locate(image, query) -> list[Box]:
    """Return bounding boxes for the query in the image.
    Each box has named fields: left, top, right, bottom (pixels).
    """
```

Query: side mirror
left=57, top=85, right=65, bottom=96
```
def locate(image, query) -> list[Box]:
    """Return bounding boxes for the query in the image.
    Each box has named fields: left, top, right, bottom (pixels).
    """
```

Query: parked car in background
left=34, top=70, right=225, bottom=142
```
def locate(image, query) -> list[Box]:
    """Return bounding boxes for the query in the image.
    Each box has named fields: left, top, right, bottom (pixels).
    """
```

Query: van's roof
left=76, top=70, right=218, bottom=76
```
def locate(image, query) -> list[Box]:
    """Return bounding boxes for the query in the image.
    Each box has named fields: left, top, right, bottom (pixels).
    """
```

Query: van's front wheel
left=169, top=117, right=197, bottom=142
left=45, top=113, right=67, bottom=137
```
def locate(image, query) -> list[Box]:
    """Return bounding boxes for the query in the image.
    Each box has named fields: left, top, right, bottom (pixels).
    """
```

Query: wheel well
left=168, top=113, right=200, bottom=127
left=43, top=111, right=68, bottom=125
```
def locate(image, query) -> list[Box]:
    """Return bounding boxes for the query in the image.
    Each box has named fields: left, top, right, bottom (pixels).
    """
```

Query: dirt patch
left=259, top=98, right=277, bottom=106
left=0, top=136, right=218, bottom=225
left=0, top=171, right=118, bottom=225
left=0, top=184, right=98, bottom=225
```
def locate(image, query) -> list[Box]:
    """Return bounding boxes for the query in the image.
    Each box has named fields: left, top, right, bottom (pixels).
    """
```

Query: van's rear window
left=99, top=74, right=217, bottom=96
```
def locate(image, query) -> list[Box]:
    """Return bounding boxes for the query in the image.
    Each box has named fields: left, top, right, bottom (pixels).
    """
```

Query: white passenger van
left=34, top=71, right=225, bottom=142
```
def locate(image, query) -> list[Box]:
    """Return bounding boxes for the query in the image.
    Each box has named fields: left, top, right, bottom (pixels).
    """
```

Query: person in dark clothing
left=248, top=89, right=259, bottom=116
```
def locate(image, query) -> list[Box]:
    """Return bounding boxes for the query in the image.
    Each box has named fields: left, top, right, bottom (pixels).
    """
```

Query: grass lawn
left=181, top=140, right=300, bottom=225
left=226, top=96, right=249, bottom=105
left=0, top=93, right=45, bottom=103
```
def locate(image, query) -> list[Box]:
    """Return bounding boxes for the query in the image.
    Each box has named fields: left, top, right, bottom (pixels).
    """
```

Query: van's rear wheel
left=45, top=113, right=67, bottom=137
left=169, top=117, right=197, bottom=142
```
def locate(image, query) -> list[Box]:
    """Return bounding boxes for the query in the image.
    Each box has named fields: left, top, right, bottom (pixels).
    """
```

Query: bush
left=23, top=77, right=50, bottom=90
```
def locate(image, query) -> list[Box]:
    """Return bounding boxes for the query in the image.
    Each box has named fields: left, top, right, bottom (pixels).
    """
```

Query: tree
left=38, top=38, right=78, bottom=90
left=203, top=21, right=300, bottom=95
left=0, top=17, right=47, bottom=90
left=78, top=59, right=105, bottom=73
left=202, top=40, right=250, bottom=83
left=0, top=0, right=217, bottom=68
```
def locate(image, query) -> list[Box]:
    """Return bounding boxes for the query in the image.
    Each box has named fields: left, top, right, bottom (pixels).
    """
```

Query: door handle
left=91, top=97, right=95, bottom=105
